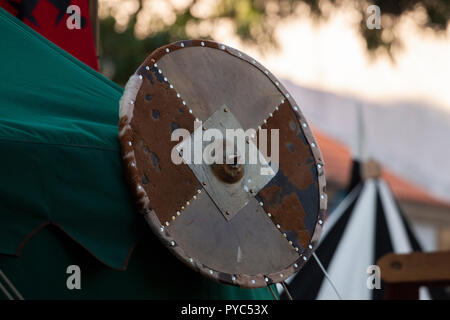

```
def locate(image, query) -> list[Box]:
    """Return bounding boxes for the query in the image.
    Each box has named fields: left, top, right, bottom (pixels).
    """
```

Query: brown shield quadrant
left=118, top=40, right=327, bottom=288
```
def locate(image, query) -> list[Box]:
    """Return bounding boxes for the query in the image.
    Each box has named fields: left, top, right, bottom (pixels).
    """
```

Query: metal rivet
left=165, top=48, right=169, bottom=53
left=172, top=216, right=175, bottom=220
left=158, top=69, right=162, bottom=74
left=160, top=226, right=164, bottom=232
left=131, top=161, right=136, bottom=167
left=295, top=247, right=299, bottom=252
left=170, top=241, right=175, bottom=246
left=286, top=93, right=290, bottom=98
left=138, top=75, right=143, bottom=80
left=138, top=185, right=142, bottom=190
left=303, top=256, right=307, bottom=261
left=265, top=70, right=268, bottom=74
left=154, top=63, right=157, bottom=67
left=202, top=181, right=207, bottom=186
left=269, top=112, right=273, bottom=117
left=209, top=270, right=213, bottom=274
left=130, top=100, right=134, bottom=105
left=165, top=221, right=169, bottom=226
left=275, top=81, right=279, bottom=86
left=311, top=143, right=316, bottom=147
left=186, top=201, right=190, bottom=206
left=170, top=84, right=173, bottom=89
left=263, top=119, right=267, bottom=124
left=252, top=59, right=256, bottom=64
left=164, top=77, right=167, bottom=82
left=275, top=106, right=279, bottom=111
left=181, top=206, right=185, bottom=210
left=201, top=41, right=205, bottom=46
left=321, top=194, right=325, bottom=199
left=232, top=276, right=236, bottom=281
left=294, top=263, right=298, bottom=268
left=189, top=258, right=193, bottom=263
left=288, top=241, right=293, bottom=245
left=128, top=141, right=132, bottom=146
left=319, top=219, right=323, bottom=225
left=220, top=45, right=225, bottom=50
left=226, top=210, right=230, bottom=215
left=189, top=109, right=193, bottom=114
left=281, top=99, right=284, bottom=103
left=238, top=52, right=242, bottom=57
left=267, top=213, right=271, bottom=217
left=197, top=189, right=201, bottom=194
left=176, top=211, right=181, bottom=216
left=258, top=125, right=262, bottom=130
left=145, top=66, right=149, bottom=70
left=302, top=122, right=307, bottom=127
left=224, top=107, right=229, bottom=112
left=259, top=202, right=263, bottom=206
left=265, top=277, right=269, bottom=282
left=280, top=273, right=284, bottom=278
left=182, top=101, right=186, bottom=105
left=181, top=43, right=185, bottom=47
left=193, top=195, right=197, bottom=200
left=276, top=224, right=280, bottom=229
left=317, top=164, right=322, bottom=169
left=177, top=93, right=180, bottom=98
left=251, top=280, right=255, bottom=284
left=293, top=106, right=298, bottom=111
left=283, top=233, right=287, bottom=237
left=308, top=244, right=313, bottom=250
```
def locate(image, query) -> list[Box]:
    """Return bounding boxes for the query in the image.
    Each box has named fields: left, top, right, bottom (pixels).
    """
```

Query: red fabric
left=1, top=0, right=98, bottom=70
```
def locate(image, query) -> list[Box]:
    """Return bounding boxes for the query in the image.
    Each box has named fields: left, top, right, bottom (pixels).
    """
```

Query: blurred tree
left=99, top=0, right=450, bottom=85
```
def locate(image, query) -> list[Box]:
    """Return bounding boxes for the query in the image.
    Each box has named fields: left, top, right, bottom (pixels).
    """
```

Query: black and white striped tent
left=282, top=161, right=448, bottom=300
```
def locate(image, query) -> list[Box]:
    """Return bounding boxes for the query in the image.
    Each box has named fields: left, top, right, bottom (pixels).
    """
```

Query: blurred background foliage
left=99, top=0, right=450, bottom=85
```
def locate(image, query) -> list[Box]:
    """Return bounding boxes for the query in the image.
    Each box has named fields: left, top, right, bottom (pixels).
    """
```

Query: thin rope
left=0, top=282, right=14, bottom=300
left=281, top=281, right=293, bottom=300
left=0, top=270, right=24, bottom=300
left=312, top=252, right=343, bottom=300
left=268, top=285, right=279, bottom=300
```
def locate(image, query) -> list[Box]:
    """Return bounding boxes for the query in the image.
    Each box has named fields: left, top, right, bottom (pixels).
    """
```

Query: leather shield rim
left=118, top=39, right=327, bottom=288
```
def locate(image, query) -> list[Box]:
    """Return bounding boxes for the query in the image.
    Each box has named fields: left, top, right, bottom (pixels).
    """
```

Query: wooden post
left=89, top=0, right=100, bottom=67
left=377, top=251, right=450, bottom=299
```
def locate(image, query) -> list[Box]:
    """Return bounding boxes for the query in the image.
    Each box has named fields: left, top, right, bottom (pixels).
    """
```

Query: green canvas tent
left=0, top=8, right=274, bottom=300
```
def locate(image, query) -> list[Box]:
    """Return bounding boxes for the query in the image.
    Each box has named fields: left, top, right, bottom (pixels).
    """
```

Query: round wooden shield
left=118, top=40, right=327, bottom=288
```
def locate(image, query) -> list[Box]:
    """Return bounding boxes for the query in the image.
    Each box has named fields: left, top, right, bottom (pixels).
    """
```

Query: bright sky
left=222, top=6, right=450, bottom=113
left=100, top=0, right=450, bottom=112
